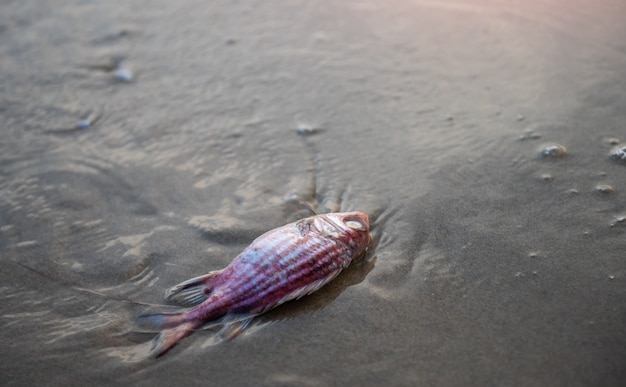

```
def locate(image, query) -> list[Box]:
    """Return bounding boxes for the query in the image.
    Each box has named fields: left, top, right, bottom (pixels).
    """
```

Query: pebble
left=75, top=112, right=101, bottom=130
left=114, top=68, right=133, bottom=82
left=540, top=143, right=567, bottom=159
left=76, top=119, right=91, bottom=129
left=595, top=184, right=613, bottom=194
left=295, top=124, right=322, bottom=136
left=609, top=145, right=626, bottom=163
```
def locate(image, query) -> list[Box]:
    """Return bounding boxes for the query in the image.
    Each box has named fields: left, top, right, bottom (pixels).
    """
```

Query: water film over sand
left=1, top=0, right=625, bottom=385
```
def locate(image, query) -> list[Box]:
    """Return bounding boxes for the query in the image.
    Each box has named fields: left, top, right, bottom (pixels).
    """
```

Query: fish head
left=314, top=212, right=371, bottom=257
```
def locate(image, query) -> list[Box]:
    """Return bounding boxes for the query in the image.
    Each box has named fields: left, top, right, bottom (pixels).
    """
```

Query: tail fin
left=136, top=312, right=197, bottom=357
left=149, top=321, right=196, bottom=357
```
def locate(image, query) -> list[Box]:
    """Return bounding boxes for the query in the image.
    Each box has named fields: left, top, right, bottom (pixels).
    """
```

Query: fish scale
left=224, top=232, right=323, bottom=305
left=220, top=239, right=337, bottom=313
left=138, top=211, right=370, bottom=357
left=240, top=242, right=342, bottom=310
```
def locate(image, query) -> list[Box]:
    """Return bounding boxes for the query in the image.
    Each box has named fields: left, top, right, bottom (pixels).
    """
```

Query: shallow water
left=1, top=0, right=625, bottom=385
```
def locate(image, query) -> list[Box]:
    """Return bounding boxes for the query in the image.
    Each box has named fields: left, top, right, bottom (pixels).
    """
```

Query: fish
left=138, top=211, right=371, bottom=357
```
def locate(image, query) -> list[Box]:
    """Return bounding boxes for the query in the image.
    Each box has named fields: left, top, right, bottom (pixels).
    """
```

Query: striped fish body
left=140, top=211, right=370, bottom=357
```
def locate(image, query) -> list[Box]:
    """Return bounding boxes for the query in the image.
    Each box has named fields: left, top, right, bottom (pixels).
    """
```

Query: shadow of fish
left=137, top=211, right=371, bottom=357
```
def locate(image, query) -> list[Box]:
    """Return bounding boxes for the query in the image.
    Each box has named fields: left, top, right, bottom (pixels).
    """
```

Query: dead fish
left=138, top=211, right=371, bottom=357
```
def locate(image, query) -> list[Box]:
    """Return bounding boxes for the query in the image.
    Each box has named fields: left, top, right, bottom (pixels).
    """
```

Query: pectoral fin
left=165, top=270, right=223, bottom=307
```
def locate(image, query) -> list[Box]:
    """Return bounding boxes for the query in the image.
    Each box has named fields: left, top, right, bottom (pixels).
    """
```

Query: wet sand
left=1, top=0, right=625, bottom=385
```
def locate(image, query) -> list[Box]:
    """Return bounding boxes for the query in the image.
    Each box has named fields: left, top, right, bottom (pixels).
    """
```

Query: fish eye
left=345, top=219, right=365, bottom=231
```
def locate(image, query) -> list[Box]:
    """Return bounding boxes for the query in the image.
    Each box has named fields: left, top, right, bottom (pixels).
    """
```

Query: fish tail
left=136, top=312, right=197, bottom=357
left=149, top=321, right=196, bottom=357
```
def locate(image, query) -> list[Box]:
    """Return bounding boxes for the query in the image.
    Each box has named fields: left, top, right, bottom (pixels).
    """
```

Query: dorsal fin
left=164, top=270, right=223, bottom=307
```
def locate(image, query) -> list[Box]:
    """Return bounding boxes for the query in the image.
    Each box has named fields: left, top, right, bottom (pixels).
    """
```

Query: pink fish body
left=140, top=211, right=370, bottom=356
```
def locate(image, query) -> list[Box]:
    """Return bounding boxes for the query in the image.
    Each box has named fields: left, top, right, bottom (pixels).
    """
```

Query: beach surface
left=1, top=0, right=625, bottom=385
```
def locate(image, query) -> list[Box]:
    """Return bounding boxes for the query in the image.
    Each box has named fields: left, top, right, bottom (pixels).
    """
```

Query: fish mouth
left=341, top=212, right=370, bottom=231
left=339, top=212, right=371, bottom=252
